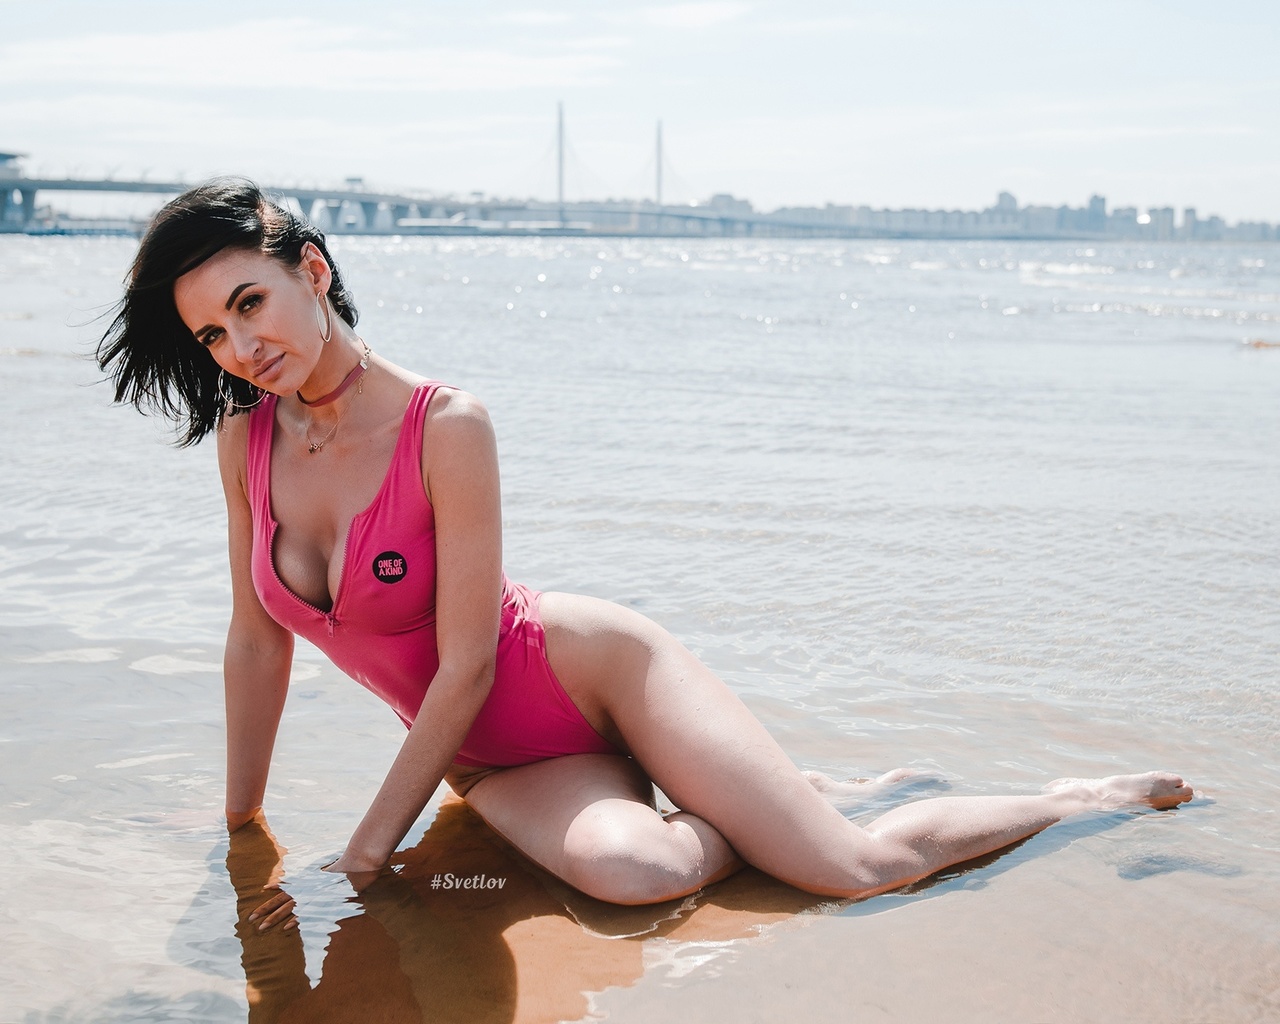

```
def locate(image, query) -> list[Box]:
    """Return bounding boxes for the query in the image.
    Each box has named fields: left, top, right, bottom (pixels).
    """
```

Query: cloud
left=0, top=18, right=621, bottom=92
left=748, top=13, right=910, bottom=35
left=0, top=90, right=556, bottom=191
left=488, top=10, right=574, bottom=26
left=1012, top=124, right=1260, bottom=145
left=558, top=35, right=631, bottom=51
left=623, top=3, right=753, bottom=30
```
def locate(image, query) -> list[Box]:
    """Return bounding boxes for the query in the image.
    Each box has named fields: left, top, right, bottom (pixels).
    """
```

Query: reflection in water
left=226, top=797, right=824, bottom=1023
left=227, top=817, right=313, bottom=1020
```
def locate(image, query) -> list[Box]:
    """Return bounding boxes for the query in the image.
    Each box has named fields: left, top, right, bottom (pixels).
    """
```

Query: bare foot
left=805, top=768, right=942, bottom=810
left=1043, top=771, right=1193, bottom=811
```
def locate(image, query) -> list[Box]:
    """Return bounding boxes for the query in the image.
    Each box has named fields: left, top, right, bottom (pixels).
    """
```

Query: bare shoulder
left=215, top=411, right=251, bottom=493
left=216, top=409, right=251, bottom=450
left=420, top=387, right=499, bottom=507
left=422, top=386, right=495, bottom=448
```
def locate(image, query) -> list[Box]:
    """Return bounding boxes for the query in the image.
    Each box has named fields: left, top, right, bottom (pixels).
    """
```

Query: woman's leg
left=530, top=593, right=1192, bottom=902
left=454, top=764, right=936, bottom=905
left=458, top=753, right=744, bottom=905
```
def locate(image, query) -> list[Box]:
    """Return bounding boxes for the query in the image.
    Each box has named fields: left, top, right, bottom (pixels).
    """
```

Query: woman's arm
left=218, top=415, right=295, bottom=833
left=329, top=389, right=503, bottom=872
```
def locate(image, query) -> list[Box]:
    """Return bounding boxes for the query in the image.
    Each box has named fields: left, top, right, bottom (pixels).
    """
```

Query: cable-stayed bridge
left=0, top=176, right=866, bottom=239
left=1, top=129, right=879, bottom=239
left=2, top=152, right=872, bottom=239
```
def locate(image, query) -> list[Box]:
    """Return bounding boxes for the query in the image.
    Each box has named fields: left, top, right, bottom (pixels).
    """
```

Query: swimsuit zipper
left=327, top=525, right=356, bottom=635
left=268, top=521, right=342, bottom=635
left=260, top=384, right=428, bottom=641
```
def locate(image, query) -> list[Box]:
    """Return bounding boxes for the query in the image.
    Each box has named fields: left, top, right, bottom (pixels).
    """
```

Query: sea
left=2, top=234, right=1277, bottom=1022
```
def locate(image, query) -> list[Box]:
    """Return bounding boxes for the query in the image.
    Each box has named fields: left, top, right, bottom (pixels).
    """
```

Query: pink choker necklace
left=298, top=341, right=372, bottom=407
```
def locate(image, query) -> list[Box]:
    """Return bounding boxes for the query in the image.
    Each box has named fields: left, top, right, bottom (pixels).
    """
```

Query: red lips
left=251, top=354, right=284, bottom=384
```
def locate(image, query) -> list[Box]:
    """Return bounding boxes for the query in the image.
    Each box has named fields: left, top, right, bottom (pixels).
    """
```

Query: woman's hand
left=322, top=850, right=390, bottom=892
left=226, top=807, right=263, bottom=833
left=247, top=887, right=298, bottom=932
left=226, top=811, right=299, bottom=932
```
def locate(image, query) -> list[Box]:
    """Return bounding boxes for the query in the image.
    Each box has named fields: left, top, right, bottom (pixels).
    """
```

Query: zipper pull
left=326, top=613, right=337, bottom=637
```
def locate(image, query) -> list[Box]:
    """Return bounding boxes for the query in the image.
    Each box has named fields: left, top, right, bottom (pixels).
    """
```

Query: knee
left=560, top=818, right=705, bottom=906
left=835, top=833, right=930, bottom=898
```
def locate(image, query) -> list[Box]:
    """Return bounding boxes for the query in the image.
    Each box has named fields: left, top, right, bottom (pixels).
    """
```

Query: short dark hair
left=96, top=177, right=358, bottom=446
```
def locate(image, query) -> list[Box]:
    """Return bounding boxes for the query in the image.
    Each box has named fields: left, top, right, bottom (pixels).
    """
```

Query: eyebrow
left=225, top=282, right=257, bottom=310
left=190, top=282, right=259, bottom=341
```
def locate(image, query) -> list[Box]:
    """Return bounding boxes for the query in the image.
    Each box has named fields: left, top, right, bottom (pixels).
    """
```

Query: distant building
left=1232, top=221, right=1275, bottom=241
left=1020, top=205, right=1059, bottom=235
left=760, top=191, right=1273, bottom=242
left=985, top=193, right=1020, bottom=232
left=1110, top=206, right=1140, bottom=238
left=1087, top=195, right=1107, bottom=233
left=771, top=203, right=855, bottom=226
left=1177, top=207, right=1198, bottom=240
left=1147, top=207, right=1176, bottom=241
left=704, top=193, right=754, bottom=215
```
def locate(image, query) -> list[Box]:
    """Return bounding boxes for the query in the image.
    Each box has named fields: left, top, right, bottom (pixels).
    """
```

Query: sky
left=4, top=0, right=1279, bottom=221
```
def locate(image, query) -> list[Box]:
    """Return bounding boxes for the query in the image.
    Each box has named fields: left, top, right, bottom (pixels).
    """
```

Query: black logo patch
left=372, top=551, right=408, bottom=584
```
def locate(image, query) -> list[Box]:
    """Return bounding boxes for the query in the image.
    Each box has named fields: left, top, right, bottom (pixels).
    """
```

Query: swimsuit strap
left=243, top=381, right=444, bottom=519
left=244, top=395, right=280, bottom=519
left=407, top=380, right=443, bottom=459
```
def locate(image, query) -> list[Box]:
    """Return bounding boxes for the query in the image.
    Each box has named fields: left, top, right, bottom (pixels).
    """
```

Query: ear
left=298, top=241, right=334, bottom=296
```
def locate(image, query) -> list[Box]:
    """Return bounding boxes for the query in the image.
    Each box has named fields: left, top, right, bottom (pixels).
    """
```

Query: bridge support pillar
left=1, top=188, right=37, bottom=230
left=360, top=202, right=382, bottom=232
left=336, top=200, right=365, bottom=232
left=309, top=199, right=334, bottom=231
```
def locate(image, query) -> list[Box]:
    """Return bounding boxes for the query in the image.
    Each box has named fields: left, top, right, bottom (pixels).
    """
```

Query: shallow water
left=2, top=235, right=1277, bottom=1022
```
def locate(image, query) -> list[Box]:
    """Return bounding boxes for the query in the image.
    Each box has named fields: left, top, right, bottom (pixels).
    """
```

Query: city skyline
left=4, top=2, right=1279, bottom=221
left=5, top=147, right=1273, bottom=241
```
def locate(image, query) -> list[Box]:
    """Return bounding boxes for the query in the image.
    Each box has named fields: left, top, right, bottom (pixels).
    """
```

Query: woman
left=98, top=179, right=1191, bottom=926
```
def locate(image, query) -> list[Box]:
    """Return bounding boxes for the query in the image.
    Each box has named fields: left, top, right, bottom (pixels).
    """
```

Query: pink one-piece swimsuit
left=246, top=380, right=618, bottom=768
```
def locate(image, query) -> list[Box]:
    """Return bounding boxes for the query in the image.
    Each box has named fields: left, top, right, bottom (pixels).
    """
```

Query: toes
left=1151, top=772, right=1193, bottom=801
left=802, top=771, right=839, bottom=794
left=874, top=768, right=921, bottom=785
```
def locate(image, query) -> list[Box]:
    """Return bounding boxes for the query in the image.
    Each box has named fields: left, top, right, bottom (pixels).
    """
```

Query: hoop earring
left=316, top=293, right=333, bottom=344
left=218, top=369, right=265, bottom=411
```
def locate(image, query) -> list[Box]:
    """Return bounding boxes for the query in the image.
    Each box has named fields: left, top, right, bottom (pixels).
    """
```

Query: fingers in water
left=247, top=888, right=297, bottom=930
left=259, top=901, right=298, bottom=931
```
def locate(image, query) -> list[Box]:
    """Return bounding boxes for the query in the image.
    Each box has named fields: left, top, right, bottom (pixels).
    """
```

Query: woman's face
left=173, top=243, right=332, bottom=395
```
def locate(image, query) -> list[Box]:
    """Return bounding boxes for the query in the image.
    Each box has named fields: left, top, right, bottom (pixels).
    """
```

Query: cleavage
left=272, top=518, right=346, bottom=611
left=268, top=435, right=397, bottom=611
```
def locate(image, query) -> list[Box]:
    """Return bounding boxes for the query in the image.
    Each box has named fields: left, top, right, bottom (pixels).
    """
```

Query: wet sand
left=597, top=834, right=1278, bottom=1023
left=4, top=626, right=1276, bottom=1023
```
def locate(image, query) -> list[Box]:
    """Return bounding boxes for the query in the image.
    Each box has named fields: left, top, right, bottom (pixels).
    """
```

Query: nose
left=226, top=328, right=261, bottom=366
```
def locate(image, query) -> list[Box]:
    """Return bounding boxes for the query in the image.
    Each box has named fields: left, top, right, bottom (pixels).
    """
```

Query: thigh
left=459, top=752, right=659, bottom=879
left=540, top=592, right=860, bottom=886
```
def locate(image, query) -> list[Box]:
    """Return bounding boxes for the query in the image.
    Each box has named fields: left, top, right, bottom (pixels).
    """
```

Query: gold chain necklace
left=304, top=341, right=371, bottom=454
